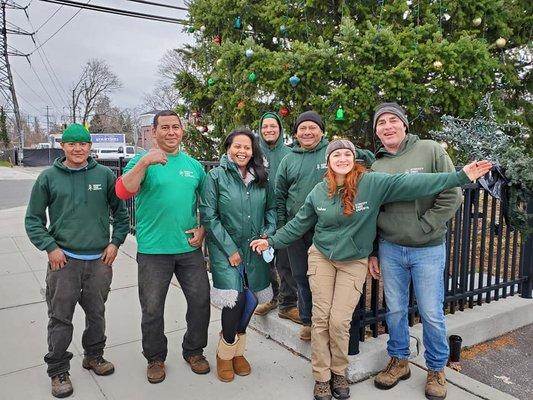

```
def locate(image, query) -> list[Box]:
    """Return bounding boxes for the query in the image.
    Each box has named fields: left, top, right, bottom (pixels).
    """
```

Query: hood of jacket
left=258, top=112, right=285, bottom=152
left=375, top=134, right=419, bottom=159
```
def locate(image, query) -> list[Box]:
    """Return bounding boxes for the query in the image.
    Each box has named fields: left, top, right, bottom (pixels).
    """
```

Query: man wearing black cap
left=255, top=112, right=300, bottom=323
left=275, top=111, right=329, bottom=341
left=370, top=102, right=462, bottom=400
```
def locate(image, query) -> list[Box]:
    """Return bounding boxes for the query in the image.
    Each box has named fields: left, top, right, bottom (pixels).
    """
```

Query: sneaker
left=147, top=360, right=165, bottom=384
left=374, top=357, right=411, bottom=390
left=51, top=372, right=73, bottom=398
left=314, top=380, right=332, bottom=400
left=278, top=307, right=303, bottom=324
left=299, top=325, right=312, bottom=341
left=185, top=354, right=210, bottom=374
left=425, top=370, right=447, bottom=400
left=254, top=299, right=278, bottom=316
left=82, top=356, right=115, bottom=376
left=331, top=373, right=350, bottom=399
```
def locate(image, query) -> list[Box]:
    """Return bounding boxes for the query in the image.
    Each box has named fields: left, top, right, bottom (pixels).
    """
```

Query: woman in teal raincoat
left=200, top=128, right=276, bottom=383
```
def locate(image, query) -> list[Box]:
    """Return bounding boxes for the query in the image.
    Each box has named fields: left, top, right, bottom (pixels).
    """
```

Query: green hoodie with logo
left=25, top=157, right=129, bottom=254
left=275, top=138, right=376, bottom=227
left=371, top=134, right=462, bottom=247
left=258, top=112, right=290, bottom=180
left=268, top=169, right=470, bottom=261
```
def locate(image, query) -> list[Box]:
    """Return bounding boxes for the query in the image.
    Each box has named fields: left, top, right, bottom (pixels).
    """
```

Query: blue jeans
left=379, top=239, right=449, bottom=371
left=286, top=229, right=314, bottom=325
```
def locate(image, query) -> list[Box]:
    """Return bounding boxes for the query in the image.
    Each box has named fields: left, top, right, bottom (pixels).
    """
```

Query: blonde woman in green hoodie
left=251, top=139, right=491, bottom=400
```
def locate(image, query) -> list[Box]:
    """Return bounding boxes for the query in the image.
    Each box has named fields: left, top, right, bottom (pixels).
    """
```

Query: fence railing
left=99, top=158, right=532, bottom=354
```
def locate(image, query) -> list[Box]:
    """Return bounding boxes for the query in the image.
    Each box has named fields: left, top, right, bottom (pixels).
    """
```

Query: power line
left=123, top=0, right=188, bottom=11
left=35, top=4, right=63, bottom=32
left=38, top=0, right=188, bottom=25
left=13, top=68, right=49, bottom=104
left=27, top=61, right=58, bottom=108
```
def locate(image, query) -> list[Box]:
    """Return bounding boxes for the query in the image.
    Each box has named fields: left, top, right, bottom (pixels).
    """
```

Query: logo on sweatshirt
left=88, top=184, right=102, bottom=191
left=355, top=201, right=369, bottom=213
left=179, top=170, right=195, bottom=178
left=405, top=167, right=424, bottom=174
left=317, top=207, right=327, bottom=212
left=316, top=163, right=326, bottom=170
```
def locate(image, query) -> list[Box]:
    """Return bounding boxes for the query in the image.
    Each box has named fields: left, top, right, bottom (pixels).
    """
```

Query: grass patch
left=0, top=160, right=13, bottom=167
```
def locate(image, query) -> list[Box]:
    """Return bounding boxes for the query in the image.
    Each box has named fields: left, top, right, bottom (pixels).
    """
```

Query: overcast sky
left=6, top=0, right=191, bottom=127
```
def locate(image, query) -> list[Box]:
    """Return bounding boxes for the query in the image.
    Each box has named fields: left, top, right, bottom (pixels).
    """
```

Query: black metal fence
left=99, top=158, right=532, bottom=354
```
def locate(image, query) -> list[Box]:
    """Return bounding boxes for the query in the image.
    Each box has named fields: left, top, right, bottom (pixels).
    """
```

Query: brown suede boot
left=146, top=360, right=165, bottom=384
left=425, top=370, right=447, bottom=400
left=185, top=354, right=210, bottom=374
left=233, top=333, right=251, bottom=376
left=254, top=300, right=278, bottom=316
left=374, top=357, right=411, bottom=389
left=216, top=336, right=237, bottom=382
left=51, top=372, right=73, bottom=398
left=82, top=356, right=115, bottom=376
left=299, top=325, right=312, bottom=341
left=278, top=306, right=303, bottom=324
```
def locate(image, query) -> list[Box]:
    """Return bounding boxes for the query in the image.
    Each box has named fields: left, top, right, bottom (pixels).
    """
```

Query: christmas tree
left=174, top=0, right=531, bottom=159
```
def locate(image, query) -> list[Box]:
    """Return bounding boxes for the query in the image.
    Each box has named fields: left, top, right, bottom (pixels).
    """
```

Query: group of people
left=25, top=104, right=492, bottom=400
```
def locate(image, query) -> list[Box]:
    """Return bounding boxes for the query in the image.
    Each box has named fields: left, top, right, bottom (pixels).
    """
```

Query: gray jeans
left=273, top=248, right=298, bottom=310
left=137, top=249, right=210, bottom=362
left=44, top=257, right=112, bottom=377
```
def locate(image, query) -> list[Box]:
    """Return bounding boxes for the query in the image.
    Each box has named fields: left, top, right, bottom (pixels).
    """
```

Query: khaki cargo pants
left=307, top=245, right=367, bottom=382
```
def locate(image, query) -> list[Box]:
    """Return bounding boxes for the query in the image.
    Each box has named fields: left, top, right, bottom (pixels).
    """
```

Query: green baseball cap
left=62, top=124, right=91, bottom=143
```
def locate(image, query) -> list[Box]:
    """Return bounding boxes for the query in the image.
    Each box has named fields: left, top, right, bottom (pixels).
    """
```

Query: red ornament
left=279, top=106, right=290, bottom=117
left=213, top=35, right=221, bottom=45
left=237, top=100, right=246, bottom=109
left=202, top=125, right=209, bottom=133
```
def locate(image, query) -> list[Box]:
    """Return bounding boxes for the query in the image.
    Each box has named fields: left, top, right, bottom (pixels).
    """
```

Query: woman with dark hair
left=200, top=127, right=276, bottom=382
left=251, top=139, right=492, bottom=400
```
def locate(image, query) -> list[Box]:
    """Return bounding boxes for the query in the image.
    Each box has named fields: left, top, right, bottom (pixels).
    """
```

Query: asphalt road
left=0, top=180, right=35, bottom=210
left=459, top=324, right=532, bottom=400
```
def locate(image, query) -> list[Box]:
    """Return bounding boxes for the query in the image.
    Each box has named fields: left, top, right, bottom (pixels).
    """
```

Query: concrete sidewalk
left=0, top=168, right=522, bottom=400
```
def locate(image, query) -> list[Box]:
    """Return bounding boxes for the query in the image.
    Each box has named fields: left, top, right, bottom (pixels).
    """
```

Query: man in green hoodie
left=255, top=112, right=300, bottom=323
left=370, top=102, right=462, bottom=400
left=25, top=124, right=129, bottom=398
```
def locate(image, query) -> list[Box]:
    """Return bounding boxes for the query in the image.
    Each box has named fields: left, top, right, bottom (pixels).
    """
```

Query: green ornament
left=248, top=72, right=257, bottom=83
left=233, top=16, right=243, bottom=30
left=186, top=26, right=195, bottom=33
left=207, top=78, right=215, bottom=86
left=335, top=106, right=345, bottom=121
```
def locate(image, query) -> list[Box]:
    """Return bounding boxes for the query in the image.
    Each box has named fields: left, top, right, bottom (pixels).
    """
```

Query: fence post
left=118, top=157, right=124, bottom=177
left=520, top=199, right=533, bottom=298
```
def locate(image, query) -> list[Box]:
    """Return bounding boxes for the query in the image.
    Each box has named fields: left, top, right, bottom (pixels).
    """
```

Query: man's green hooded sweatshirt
left=25, top=157, right=129, bottom=254
left=268, top=169, right=470, bottom=261
left=371, top=134, right=462, bottom=247
left=258, top=112, right=290, bottom=181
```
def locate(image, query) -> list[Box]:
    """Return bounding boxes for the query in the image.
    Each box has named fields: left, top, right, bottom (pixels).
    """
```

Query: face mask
left=262, top=246, right=275, bottom=263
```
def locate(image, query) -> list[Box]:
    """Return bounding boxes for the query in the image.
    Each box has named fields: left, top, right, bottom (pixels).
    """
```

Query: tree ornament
left=272, top=37, right=279, bottom=45
left=245, top=48, right=254, bottom=58
left=495, top=37, right=507, bottom=48
left=335, top=106, right=345, bottom=121
left=289, top=75, right=301, bottom=87
left=433, top=60, right=443, bottom=70
left=201, top=125, right=209, bottom=133
left=279, top=106, right=290, bottom=117
left=216, top=58, right=223, bottom=66
left=247, top=72, right=257, bottom=83
left=207, top=78, right=215, bottom=86
left=199, top=25, right=206, bottom=32
left=186, top=26, right=195, bottom=33
left=237, top=100, right=246, bottom=109
left=233, top=16, right=243, bottom=30
left=472, top=17, right=482, bottom=27
left=191, top=111, right=200, bottom=118
left=279, top=25, right=287, bottom=34
left=213, top=35, right=221, bottom=45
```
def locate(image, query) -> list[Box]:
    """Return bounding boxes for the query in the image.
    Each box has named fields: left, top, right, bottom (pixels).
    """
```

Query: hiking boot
left=82, top=356, right=115, bottom=376
left=314, top=380, right=332, bottom=400
left=299, top=325, right=312, bottom=341
left=233, top=333, right=251, bottom=376
left=254, top=299, right=278, bottom=316
left=51, top=372, right=73, bottom=398
left=425, top=370, right=447, bottom=400
left=185, top=354, right=210, bottom=375
left=331, top=373, right=350, bottom=399
left=147, top=360, right=165, bottom=384
left=374, top=357, right=411, bottom=389
left=278, top=307, right=303, bottom=324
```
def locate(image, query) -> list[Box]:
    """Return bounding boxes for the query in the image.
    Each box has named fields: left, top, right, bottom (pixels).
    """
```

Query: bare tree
left=143, top=81, right=182, bottom=111
left=71, top=59, right=122, bottom=125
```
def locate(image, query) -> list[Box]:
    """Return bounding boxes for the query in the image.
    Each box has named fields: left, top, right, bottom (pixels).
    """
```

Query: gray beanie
left=325, top=139, right=356, bottom=163
left=373, top=102, right=409, bottom=133
left=293, top=110, right=325, bottom=134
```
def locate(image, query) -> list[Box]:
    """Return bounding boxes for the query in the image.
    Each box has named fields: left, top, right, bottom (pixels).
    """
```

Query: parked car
left=92, top=148, right=120, bottom=160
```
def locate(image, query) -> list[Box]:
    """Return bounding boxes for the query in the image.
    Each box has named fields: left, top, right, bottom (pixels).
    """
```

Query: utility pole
left=0, top=0, right=26, bottom=149
left=45, top=106, right=50, bottom=135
